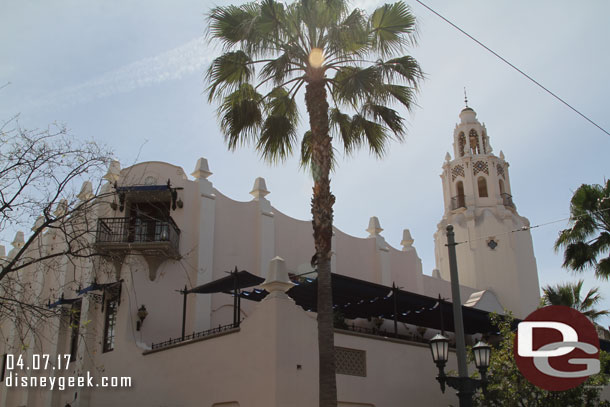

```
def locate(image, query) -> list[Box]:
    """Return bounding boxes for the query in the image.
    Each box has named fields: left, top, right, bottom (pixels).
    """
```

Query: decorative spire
left=401, top=229, right=414, bottom=249
left=12, top=231, right=25, bottom=249
left=250, top=177, right=270, bottom=200
left=54, top=199, right=68, bottom=217
left=104, top=160, right=121, bottom=183
left=464, top=87, right=468, bottom=107
left=366, top=216, right=383, bottom=237
left=77, top=181, right=94, bottom=201
left=260, top=256, right=294, bottom=294
left=192, top=157, right=212, bottom=180
left=32, top=216, right=45, bottom=231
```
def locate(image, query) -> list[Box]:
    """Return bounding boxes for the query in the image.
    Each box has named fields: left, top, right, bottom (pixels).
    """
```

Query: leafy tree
left=205, top=0, right=423, bottom=405
left=471, top=313, right=609, bottom=407
left=555, top=181, right=610, bottom=279
left=542, top=280, right=609, bottom=322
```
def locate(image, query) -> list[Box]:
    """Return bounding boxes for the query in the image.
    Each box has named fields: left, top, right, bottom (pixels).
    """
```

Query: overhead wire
left=453, top=206, right=610, bottom=246
left=415, top=0, right=610, bottom=137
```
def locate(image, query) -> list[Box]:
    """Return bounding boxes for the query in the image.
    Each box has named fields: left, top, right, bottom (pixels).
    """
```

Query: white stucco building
left=0, top=107, right=543, bottom=407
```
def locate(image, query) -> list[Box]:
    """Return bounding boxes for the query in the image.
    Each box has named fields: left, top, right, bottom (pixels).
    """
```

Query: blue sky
left=1, top=0, right=609, bottom=327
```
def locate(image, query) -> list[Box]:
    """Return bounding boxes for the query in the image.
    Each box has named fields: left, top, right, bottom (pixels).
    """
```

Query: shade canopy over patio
left=185, top=270, right=496, bottom=335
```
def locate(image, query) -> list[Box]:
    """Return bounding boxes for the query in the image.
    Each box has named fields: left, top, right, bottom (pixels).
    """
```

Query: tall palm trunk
left=305, top=77, right=337, bottom=407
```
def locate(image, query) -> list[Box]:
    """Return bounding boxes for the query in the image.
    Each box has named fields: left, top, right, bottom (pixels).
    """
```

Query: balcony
left=95, top=216, right=180, bottom=259
left=501, top=193, right=515, bottom=209
left=451, top=195, right=466, bottom=211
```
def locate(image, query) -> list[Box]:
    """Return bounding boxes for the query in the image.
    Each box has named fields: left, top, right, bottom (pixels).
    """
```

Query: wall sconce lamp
left=136, top=305, right=148, bottom=331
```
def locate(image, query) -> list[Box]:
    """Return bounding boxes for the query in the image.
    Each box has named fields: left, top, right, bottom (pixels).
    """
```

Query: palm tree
left=542, top=280, right=609, bottom=322
left=205, top=1, right=423, bottom=405
left=555, top=180, right=610, bottom=279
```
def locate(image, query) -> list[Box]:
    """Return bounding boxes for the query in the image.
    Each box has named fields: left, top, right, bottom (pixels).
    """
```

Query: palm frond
left=256, top=87, right=299, bottom=163
left=369, top=1, right=417, bottom=57
left=217, top=83, right=263, bottom=150
left=206, top=51, right=253, bottom=102
left=332, top=66, right=381, bottom=106
left=374, top=55, right=424, bottom=87
left=542, top=280, right=609, bottom=321
left=326, top=8, right=369, bottom=58
left=361, top=103, right=405, bottom=138
left=351, top=114, right=390, bottom=157
left=259, top=50, right=304, bottom=87
left=208, top=5, right=259, bottom=50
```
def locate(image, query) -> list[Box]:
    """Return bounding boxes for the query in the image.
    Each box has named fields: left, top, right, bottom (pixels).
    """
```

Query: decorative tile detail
left=336, top=347, right=366, bottom=377
left=451, top=165, right=465, bottom=181
left=473, top=161, right=489, bottom=175
left=487, top=239, right=498, bottom=250
left=496, top=164, right=505, bottom=179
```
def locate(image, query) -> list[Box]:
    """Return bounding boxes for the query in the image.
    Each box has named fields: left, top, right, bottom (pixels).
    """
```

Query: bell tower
left=433, top=106, right=540, bottom=318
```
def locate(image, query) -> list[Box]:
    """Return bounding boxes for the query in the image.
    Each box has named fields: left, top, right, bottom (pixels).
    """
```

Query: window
left=499, top=179, right=505, bottom=195
left=103, top=287, right=120, bottom=353
left=456, top=181, right=465, bottom=197
left=458, top=132, right=466, bottom=157
left=69, top=299, right=82, bottom=363
left=478, top=177, right=488, bottom=197
left=469, top=129, right=480, bottom=154
left=127, top=201, right=171, bottom=243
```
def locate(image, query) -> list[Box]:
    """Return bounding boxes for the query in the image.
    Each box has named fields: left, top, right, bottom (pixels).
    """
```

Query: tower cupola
left=433, top=105, right=540, bottom=318
left=452, top=107, right=492, bottom=159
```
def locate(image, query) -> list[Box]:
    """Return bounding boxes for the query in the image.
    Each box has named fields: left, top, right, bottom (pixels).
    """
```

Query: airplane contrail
left=28, top=37, right=212, bottom=110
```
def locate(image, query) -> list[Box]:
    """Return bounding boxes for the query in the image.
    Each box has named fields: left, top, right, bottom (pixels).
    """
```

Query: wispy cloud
left=28, top=37, right=212, bottom=110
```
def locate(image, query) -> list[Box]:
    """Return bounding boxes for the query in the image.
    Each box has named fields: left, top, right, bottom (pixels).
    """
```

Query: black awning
left=115, top=185, right=170, bottom=193
left=48, top=296, right=80, bottom=309
left=77, top=281, right=121, bottom=296
left=186, top=270, right=265, bottom=294
left=222, top=272, right=497, bottom=335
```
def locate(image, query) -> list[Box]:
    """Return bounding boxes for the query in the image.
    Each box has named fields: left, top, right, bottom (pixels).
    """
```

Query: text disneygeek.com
left=2, top=354, right=131, bottom=390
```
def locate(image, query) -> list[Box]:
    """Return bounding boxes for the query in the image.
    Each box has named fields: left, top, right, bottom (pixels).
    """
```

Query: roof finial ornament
left=464, top=87, right=469, bottom=108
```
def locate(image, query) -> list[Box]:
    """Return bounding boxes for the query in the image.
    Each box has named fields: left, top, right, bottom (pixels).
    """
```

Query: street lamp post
left=428, top=225, right=490, bottom=407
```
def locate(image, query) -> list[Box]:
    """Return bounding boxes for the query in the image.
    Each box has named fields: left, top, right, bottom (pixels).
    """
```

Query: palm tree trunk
left=305, top=78, right=337, bottom=407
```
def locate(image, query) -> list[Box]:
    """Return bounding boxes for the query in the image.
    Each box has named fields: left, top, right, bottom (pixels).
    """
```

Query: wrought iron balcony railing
left=501, top=193, right=515, bottom=208
left=95, top=216, right=180, bottom=257
left=451, top=195, right=466, bottom=211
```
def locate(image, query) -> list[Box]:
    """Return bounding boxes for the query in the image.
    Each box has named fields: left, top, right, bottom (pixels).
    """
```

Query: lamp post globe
left=429, top=333, right=450, bottom=367
left=472, top=341, right=491, bottom=371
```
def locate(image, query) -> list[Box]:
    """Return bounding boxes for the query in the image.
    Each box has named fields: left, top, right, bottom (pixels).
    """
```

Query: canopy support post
left=392, top=283, right=398, bottom=338
left=233, top=267, right=239, bottom=327
left=181, top=285, right=187, bottom=341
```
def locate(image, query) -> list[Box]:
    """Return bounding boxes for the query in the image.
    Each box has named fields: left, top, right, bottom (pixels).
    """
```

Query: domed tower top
left=434, top=104, right=540, bottom=319
left=452, top=106, right=492, bottom=158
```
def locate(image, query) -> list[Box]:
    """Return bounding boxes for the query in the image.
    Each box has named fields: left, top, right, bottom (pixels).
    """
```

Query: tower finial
left=464, top=87, right=468, bottom=107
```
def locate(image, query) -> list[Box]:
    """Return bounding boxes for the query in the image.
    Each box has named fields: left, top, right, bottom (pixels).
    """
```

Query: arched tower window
left=454, top=181, right=465, bottom=209
left=499, top=179, right=505, bottom=195
left=469, top=129, right=480, bottom=155
left=482, top=130, right=487, bottom=154
left=456, top=181, right=464, bottom=197
left=478, top=177, right=488, bottom=197
left=458, top=132, right=466, bottom=157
